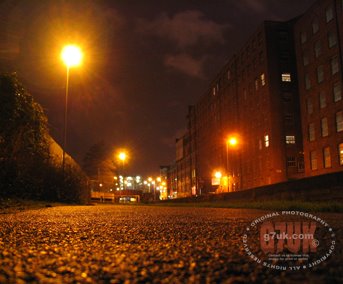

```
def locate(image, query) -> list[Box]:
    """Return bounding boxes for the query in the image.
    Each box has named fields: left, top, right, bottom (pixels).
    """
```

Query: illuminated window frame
left=281, top=73, right=291, bottom=82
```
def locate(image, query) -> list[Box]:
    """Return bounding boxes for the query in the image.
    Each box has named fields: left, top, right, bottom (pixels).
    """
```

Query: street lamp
left=61, top=44, right=83, bottom=171
left=225, top=135, right=239, bottom=191
left=118, top=151, right=127, bottom=189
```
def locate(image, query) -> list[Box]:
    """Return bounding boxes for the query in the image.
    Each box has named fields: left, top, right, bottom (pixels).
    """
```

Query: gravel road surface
left=0, top=205, right=342, bottom=283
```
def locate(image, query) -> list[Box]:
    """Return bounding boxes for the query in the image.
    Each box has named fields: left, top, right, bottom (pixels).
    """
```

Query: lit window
left=261, top=73, right=266, bottom=86
left=314, top=41, right=321, bottom=58
left=328, top=31, right=337, bottom=48
left=286, top=157, right=297, bottom=167
left=319, top=92, right=327, bottom=109
left=331, top=57, right=339, bottom=75
left=326, top=5, right=334, bottom=22
left=310, top=151, right=318, bottom=170
left=286, top=136, right=296, bottom=144
left=307, top=98, right=313, bottom=114
left=321, top=117, right=329, bottom=137
left=334, top=83, right=342, bottom=102
left=312, top=21, right=319, bottom=34
left=309, top=123, right=315, bottom=141
left=305, top=74, right=311, bottom=90
left=323, top=147, right=332, bottom=168
left=338, top=143, right=343, bottom=166
left=336, top=111, right=343, bottom=132
left=317, top=66, right=324, bottom=83
left=212, top=86, right=216, bottom=96
left=264, top=135, right=270, bottom=147
left=300, top=31, right=307, bottom=44
left=281, top=73, right=291, bottom=82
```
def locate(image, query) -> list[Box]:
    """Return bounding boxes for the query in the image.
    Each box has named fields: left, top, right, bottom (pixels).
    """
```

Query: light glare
left=61, top=45, right=83, bottom=68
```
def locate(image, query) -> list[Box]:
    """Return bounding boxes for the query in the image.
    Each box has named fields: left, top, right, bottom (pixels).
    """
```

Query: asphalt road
left=0, top=205, right=342, bottom=283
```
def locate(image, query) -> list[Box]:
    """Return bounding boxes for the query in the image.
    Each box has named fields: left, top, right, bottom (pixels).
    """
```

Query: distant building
left=169, top=0, right=343, bottom=197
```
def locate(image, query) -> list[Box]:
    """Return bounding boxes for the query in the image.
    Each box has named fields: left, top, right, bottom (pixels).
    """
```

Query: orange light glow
left=214, top=171, right=222, bottom=179
left=61, top=44, right=83, bottom=68
left=227, top=136, right=238, bottom=147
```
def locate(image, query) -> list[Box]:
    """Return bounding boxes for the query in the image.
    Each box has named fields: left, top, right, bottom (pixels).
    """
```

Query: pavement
left=0, top=204, right=342, bottom=283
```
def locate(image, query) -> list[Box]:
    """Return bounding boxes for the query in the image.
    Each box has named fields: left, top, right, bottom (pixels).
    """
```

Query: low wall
left=164, top=171, right=343, bottom=203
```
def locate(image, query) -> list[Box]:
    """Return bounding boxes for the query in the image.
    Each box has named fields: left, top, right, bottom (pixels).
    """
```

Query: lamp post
left=226, top=136, right=238, bottom=191
left=61, top=44, right=83, bottom=172
left=118, top=151, right=127, bottom=189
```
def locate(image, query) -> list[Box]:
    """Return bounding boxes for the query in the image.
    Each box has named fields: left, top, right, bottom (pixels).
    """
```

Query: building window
left=319, top=92, right=327, bottom=108
left=331, top=57, right=339, bottom=75
left=284, top=114, right=294, bottom=125
left=323, top=147, right=332, bottom=168
left=334, top=82, right=342, bottom=102
left=286, top=157, right=297, bottom=167
left=305, top=74, right=311, bottom=90
left=336, top=111, right=343, bottom=132
left=281, top=73, right=291, bottom=82
left=321, top=117, right=329, bottom=137
left=259, top=139, right=262, bottom=150
left=301, top=31, right=307, bottom=44
left=264, top=135, right=270, bottom=147
left=261, top=73, right=266, bottom=86
left=310, top=151, right=318, bottom=170
left=255, top=78, right=259, bottom=90
left=303, top=54, right=309, bottom=66
left=309, top=123, right=315, bottom=141
left=307, top=98, right=313, bottom=114
left=314, top=41, right=322, bottom=58
left=312, top=20, right=319, bottom=34
left=338, top=143, right=343, bottom=166
left=326, top=5, right=334, bottom=22
left=328, top=31, right=337, bottom=48
left=286, top=136, right=296, bottom=144
left=317, top=66, right=324, bottom=83
left=227, top=69, right=231, bottom=80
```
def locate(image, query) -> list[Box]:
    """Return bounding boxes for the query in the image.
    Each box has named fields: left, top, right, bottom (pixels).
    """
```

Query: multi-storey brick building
left=170, top=0, right=343, bottom=197
left=294, top=0, right=343, bottom=177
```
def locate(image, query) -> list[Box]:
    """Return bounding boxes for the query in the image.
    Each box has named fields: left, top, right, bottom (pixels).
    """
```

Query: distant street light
left=226, top=135, right=240, bottom=191
left=214, top=171, right=222, bottom=179
left=61, top=44, right=83, bottom=171
left=117, top=151, right=128, bottom=189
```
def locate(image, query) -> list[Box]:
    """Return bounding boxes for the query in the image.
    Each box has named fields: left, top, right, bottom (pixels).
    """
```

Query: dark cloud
left=164, top=53, right=205, bottom=78
left=137, top=10, right=229, bottom=48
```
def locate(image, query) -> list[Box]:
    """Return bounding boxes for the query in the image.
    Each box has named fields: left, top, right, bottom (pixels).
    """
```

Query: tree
left=82, top=141, right=116, bottom=189
left=0, top=73, right=50, bottom=197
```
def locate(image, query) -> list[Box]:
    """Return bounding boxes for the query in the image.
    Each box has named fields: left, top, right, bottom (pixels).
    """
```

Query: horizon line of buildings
left=161, top=0, right=343, bottom=198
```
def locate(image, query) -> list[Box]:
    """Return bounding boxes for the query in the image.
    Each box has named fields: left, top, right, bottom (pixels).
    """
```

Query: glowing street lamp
left=225, top=135, right=240, bottom=192
left=118, top=152, right=127, bottom=163
left=226, top=135, right=239, bottom=172
left=117, top=150, right=128, bottom=189
left=60, top=44, right=83, bottom=171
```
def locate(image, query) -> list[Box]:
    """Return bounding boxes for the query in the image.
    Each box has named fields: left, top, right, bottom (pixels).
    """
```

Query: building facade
left=294, top=0, right=343, bottom=177
left=169, top=0, right=343, bottom=197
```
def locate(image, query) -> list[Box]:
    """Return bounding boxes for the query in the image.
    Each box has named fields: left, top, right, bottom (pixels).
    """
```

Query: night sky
left=0, top=0, right=316, bottom=176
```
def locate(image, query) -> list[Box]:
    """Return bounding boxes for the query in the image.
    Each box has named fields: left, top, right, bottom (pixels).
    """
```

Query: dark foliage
left=0, top=73, right=88, bottom=203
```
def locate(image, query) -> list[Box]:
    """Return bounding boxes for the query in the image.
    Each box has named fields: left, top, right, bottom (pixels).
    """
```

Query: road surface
left=0, top=205, right=342, bottom=283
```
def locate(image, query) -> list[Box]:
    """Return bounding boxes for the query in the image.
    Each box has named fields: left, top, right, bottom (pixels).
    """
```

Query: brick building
left=169, top=0, right=343, bottom=197
left=294, top=0, right=343, bottom=176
